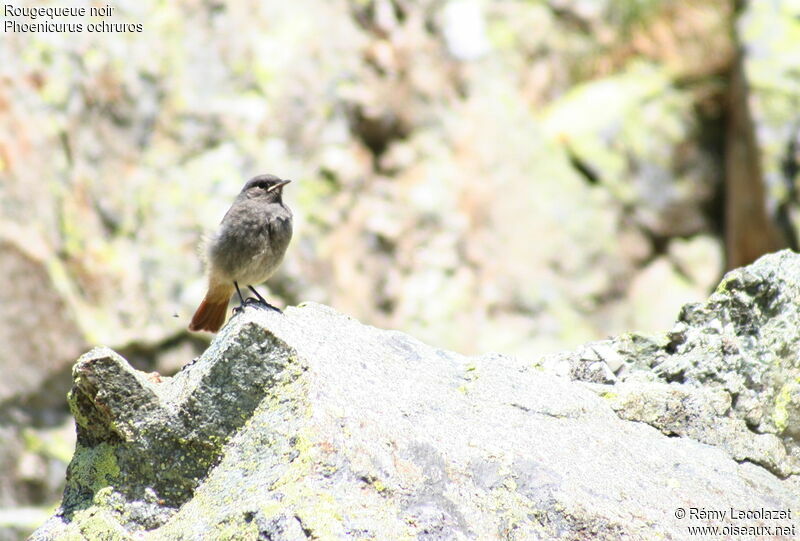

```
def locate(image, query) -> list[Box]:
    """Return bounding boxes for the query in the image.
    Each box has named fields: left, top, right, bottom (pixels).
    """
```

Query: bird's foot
left=244, top=285, right=282, bottom=313
left=233, top=297, right=282, bottom=314
left=244, top=297, right=282, bottom=313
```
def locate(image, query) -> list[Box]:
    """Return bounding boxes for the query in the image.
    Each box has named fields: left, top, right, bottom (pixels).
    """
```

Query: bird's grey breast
left=209, top=200, right=292, bottom=282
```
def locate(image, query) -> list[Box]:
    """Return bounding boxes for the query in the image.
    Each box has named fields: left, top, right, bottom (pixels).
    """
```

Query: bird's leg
left=246, top=285, right=282, bottom=313
left=235, top=281, right=247, bottom=304
left=232, top=281, right=247, bottom=315
left=245, top=285, right=266, bottom=304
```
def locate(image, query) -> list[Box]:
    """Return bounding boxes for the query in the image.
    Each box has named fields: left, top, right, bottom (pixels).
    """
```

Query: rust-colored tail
left=189, top=283, right=234, bottom=333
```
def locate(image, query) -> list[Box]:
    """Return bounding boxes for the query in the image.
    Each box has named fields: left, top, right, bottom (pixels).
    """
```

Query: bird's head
left=241, top=174, right=291, bottom=203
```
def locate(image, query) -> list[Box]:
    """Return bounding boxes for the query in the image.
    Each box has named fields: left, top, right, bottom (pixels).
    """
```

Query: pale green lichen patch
left=266, top=432, right=347, bottom=538
left=69, top=506, right=133, bottom=541
left=772, top=379, right=800, bottom=434
left=292, top=490, right=345, bottom=538
left=66, top=388, right=91, bottom=430
left=479, top=479, right=547, bottom=539
left=371, top=478, right=388, bottom=494
left=70, top=442, right=121, bottom=494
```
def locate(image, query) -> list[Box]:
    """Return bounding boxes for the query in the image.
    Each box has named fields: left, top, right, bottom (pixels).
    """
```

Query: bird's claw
left=234, top=297, right=282, bottom=314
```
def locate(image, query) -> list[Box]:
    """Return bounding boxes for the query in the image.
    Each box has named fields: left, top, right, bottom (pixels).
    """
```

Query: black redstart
left=189, top=174, right=293, bottom=333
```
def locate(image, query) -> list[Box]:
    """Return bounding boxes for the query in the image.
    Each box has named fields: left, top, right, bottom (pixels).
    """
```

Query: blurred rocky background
left=1, top=0, right=799, bottom=538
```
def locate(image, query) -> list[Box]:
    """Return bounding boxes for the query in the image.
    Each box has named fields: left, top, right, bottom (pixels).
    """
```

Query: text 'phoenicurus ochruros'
left=189, top=174, right=293, bottom=333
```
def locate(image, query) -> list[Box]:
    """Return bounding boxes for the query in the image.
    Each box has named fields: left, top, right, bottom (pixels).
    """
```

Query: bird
left=189, top=174, right=293, bottom=333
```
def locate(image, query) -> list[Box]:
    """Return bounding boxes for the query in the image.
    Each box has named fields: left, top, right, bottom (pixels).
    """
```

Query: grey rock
left=556, top=250, right=800, bottom=478
left=31, top=251, right=800, bottom=539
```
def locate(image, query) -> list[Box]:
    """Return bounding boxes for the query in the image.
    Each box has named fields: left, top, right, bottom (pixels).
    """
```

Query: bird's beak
left=268, top=179, right=292, bottom=192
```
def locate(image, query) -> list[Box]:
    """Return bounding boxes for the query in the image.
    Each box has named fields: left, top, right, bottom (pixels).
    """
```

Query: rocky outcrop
left=31, top=251, right=800, bottom=540
left=543, top=250, right=800, bottom=479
